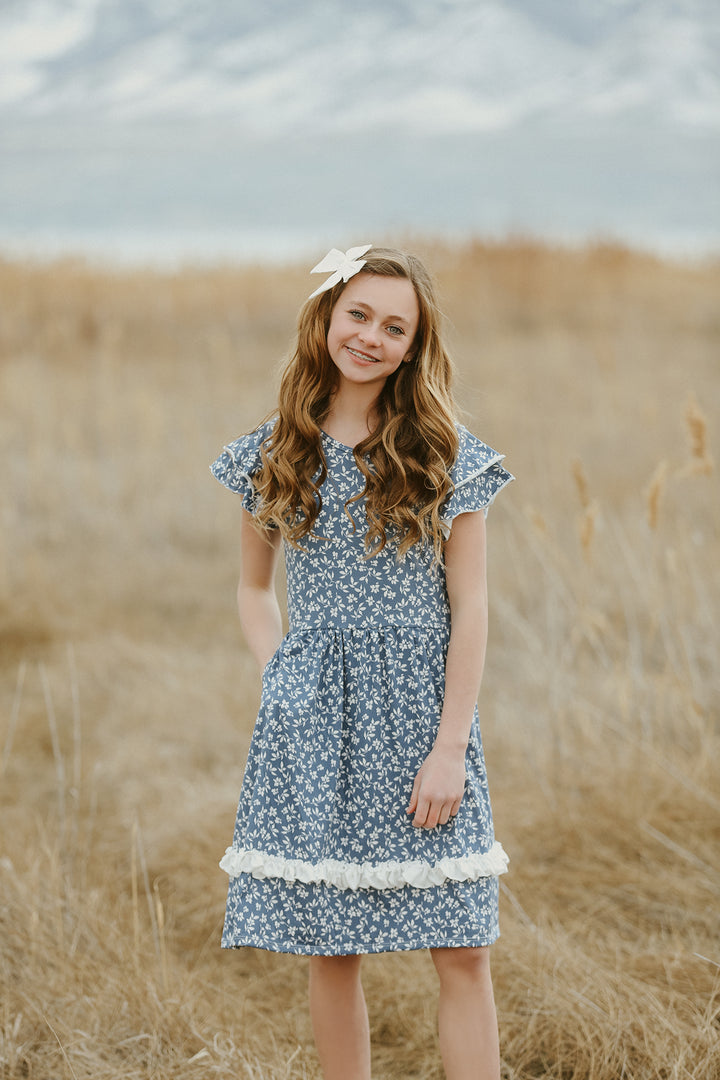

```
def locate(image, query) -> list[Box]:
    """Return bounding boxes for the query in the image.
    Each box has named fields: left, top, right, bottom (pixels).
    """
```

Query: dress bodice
left=284, top=433, right=449, bottom=631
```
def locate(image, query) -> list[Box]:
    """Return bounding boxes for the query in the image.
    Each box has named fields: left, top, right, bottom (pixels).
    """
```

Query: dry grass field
left=0, top=240, right=718, bottom=1079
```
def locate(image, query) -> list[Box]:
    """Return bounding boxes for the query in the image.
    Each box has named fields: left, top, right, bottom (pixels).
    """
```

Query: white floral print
left=211, top=421, right=514, bottom=955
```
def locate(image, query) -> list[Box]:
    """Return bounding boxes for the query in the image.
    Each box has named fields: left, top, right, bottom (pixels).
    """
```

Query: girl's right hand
left=406, top=744, right=466, bottom=829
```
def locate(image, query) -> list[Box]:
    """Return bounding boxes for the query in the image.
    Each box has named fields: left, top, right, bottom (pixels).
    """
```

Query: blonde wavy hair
left=252, top=247, right=460, bottom=559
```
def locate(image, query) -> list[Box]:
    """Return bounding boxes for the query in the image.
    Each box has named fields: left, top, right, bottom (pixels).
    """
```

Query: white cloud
left=0, top=0, right=96, bottom=105
left=0, top=0, right=718, bottom=132
left=0, top=0, right=95, bottom=62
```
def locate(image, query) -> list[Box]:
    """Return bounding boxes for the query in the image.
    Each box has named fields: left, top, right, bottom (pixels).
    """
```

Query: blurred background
left=1, top=3, right=719, bottom=1079
left=1, top=0, right=719, bottom=264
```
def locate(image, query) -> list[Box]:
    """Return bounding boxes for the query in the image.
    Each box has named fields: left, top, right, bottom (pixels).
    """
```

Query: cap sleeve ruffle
left=210, top=418, right=276, bottom=515
left=440, top=425, right=514, bottom=538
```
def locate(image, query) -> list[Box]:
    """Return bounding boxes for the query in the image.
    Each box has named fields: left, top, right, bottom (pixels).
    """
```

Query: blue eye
left=387, top=325, right=404, bottom=336
left=349, top=309, right=365, bottom=320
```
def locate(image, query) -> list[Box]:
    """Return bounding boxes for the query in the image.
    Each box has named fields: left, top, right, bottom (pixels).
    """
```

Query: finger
left=418, top=799, right=442, bottom=830
left=412, top=796, right=430, bottom=828
left=438, top=805, right=452, bottom=826
left=406, top=771, right=423, bottom=814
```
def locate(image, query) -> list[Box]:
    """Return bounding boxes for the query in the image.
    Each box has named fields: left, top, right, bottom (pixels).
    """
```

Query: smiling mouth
left=346, top=346, right=381, bottom=363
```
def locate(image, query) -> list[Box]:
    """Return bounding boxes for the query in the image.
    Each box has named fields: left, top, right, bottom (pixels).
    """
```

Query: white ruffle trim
left=219, top=841, right=509, bottom=892
left=439, top=456, right=512, bottom=539
left=221, top=446, right=257, bottom=490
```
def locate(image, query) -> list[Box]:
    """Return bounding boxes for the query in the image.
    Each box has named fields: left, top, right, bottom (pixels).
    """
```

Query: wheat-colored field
left=0, top=241, right=718, bottom=1079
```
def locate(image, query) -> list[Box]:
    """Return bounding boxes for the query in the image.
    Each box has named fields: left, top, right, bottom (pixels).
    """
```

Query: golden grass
left=1, top=240, right=719, bottom=1079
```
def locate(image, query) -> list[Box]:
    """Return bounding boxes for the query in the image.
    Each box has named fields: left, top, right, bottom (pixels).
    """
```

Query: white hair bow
left=308, top=244, right=372, bottom=298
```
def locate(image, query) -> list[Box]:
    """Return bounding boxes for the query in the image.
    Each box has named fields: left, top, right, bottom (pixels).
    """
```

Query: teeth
left=347, top=347, right=379, bottom=362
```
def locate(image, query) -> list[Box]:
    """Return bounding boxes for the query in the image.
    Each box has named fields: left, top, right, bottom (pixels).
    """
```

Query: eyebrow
left=347, top=300, right=412, bottom=325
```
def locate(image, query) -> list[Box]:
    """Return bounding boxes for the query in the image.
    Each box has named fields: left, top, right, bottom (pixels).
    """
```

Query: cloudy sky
left=1, top=0, right=718, bottom=262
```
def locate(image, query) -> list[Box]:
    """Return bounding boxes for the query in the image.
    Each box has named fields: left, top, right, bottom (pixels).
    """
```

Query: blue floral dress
left=211, top=419, right=513, bottom=955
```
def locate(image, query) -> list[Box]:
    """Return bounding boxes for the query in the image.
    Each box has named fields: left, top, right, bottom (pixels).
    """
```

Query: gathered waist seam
left=288, top=623, right=446, bottom=632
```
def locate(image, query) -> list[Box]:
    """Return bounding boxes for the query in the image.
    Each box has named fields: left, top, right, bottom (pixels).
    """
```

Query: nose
left=358, top=321, right=381, bottom=346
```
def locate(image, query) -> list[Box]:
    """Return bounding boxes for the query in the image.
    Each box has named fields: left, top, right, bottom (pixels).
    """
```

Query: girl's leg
left=308, top=954, right=371, bottom=1080
left=430, top=946, right=500, bottom=1080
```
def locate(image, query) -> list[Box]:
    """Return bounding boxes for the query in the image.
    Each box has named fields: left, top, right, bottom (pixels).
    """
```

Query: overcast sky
left=1, top=0, right=718, bottom=262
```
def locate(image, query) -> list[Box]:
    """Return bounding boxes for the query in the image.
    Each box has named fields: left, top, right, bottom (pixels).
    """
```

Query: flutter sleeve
left=209, top=419, right=275, bottom=516
left=440, top=424, right=514, bottom=537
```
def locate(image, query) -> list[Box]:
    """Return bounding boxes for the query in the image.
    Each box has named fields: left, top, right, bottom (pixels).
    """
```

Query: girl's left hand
left=406, top=745, right=466, bottom=829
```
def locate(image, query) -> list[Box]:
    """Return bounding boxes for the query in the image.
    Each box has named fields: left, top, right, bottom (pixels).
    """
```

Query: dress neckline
left=320, top=429, right=358, bottom=451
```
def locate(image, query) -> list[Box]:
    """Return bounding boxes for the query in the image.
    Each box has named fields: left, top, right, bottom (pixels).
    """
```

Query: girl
left=211, top=245, right=513, bottom=1080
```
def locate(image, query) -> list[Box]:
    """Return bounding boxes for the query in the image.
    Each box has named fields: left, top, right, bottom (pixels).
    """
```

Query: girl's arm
left=407, top=509, right=488, bottom=829
left=237, top=509, right=283, bottom=669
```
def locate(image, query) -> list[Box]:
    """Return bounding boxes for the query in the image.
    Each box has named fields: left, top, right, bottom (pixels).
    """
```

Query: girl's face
left=326, top=273, right=420, bottom=391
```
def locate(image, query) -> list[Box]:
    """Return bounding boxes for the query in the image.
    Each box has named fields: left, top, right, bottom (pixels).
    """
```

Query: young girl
left=211, top=245, right=513, bottom=1080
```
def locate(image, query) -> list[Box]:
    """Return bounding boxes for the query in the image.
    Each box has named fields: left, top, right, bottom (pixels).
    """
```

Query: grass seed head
left=572, top=459, right=590, bottom=510
left=578, top=499, right=599, bottom=561
left=683, top=392, right=714, bottom=475
left=646, top=460, right=668, bottom=529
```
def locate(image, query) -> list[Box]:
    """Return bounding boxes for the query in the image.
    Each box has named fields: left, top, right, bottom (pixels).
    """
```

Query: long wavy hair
left=252, top=247, right=460, bottom=559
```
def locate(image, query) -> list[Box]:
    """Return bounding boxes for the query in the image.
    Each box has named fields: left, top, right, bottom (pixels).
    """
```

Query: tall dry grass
left=0, top=241, right=718, bottom=1079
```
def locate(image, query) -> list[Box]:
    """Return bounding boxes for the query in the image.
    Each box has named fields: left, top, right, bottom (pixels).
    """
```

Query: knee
left=430, top=945, right=491, bottom=984
left=309, top=953, right=363, bottom=985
